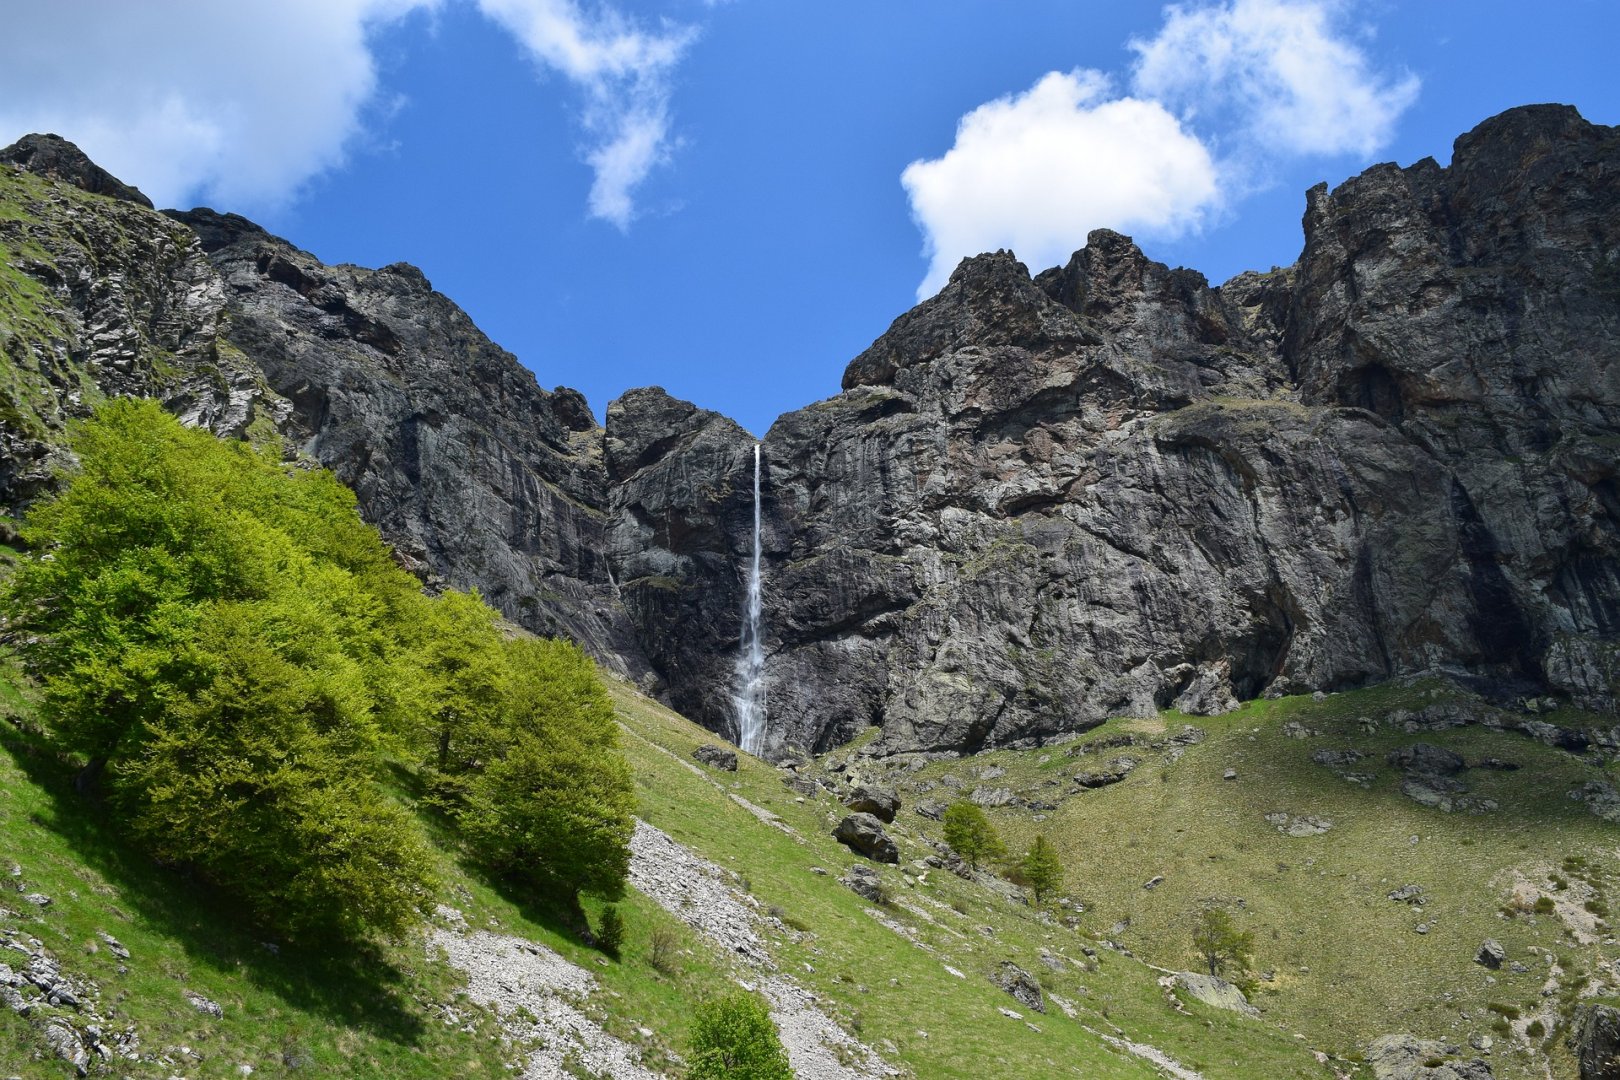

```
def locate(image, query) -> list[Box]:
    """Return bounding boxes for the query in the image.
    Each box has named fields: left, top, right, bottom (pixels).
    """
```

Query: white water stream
left=734, top=443, right=766, bottom=754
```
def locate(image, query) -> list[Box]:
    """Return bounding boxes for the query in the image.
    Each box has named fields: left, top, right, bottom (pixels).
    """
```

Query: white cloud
left=901, top=70, right=1221, bottom=299
left=1129, top=0, right=1419, bottom=158
left=476, top=0, right=696, bottom=228
left=0, top=0, right=438, bottom=211
left=902, top=0, right=1419, bottom=298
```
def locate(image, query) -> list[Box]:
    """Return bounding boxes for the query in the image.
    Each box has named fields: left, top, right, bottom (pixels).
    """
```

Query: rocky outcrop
left=165, top=208, right=650, bottom=675
left=1572, top=1002, right=1620, bottom=1079
left=2, top=105, right=1616, bottom=759
left=603, top=104, right=1620, bottom=755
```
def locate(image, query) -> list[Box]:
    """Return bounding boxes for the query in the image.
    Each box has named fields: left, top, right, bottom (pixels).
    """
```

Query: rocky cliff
left=1, top=105, right=1615, bottom=758
left=605, top=104, right=1620, bottom=755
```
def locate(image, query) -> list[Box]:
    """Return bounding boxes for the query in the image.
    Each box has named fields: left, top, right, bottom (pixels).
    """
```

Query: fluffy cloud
left=902, top=0, right=1419, bottom=297
left=0, top=0, right=437, bottom=211
left=901, top=70, right=1220, bottom=299
left=476, top=0, right=695, bottom=228
left=1130, top=0, right=1419, bottom=157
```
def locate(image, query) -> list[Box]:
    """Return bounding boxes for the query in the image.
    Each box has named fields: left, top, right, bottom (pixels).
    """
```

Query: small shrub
left=1490, top=1018, right=1511, bottom=1035
left=1534, top=896, right=1557, bottom=915
left=597, top=905, right=624, bottom=959
left=1486, top=1002, right=1521, bottom=1020
left=1552, top=875, right=1569, bottom=890
left=1526, top=1019, right=1546, bottom=1039
left=686, top=991, right=792, bottom=1080
left=649, top=926, right=681, bottom=976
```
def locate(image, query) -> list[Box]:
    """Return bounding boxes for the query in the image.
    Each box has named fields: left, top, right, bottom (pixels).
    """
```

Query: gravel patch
left=429, top=928, right=658, bottom=1080
left=629, top=821, right=894, bottom=1079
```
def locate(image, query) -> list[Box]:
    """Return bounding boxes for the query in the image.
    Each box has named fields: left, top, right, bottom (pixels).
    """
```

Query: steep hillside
left=5, top=651, right=1616, bottom=1078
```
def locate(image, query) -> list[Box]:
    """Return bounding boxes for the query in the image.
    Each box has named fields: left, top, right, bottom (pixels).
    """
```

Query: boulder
left=692, top=745, right=738, bottom=771
left=1174, top=972, right=1260, bottom=1018
left=843, top=784, right=900, bottom=823
left=1365, top=1034, right=1493, bottom=1080
left=1388, top=744, right=1467, bottom=775
left=1572, top=1002, right=1620, bottom=1079
left=833, top=813, right=899, bottom=863
left=840, top=864, right=885, bottom=904
left=992, top=961, right=1045, bottom=1014
left=1475, top=940, right=1506, bottom=969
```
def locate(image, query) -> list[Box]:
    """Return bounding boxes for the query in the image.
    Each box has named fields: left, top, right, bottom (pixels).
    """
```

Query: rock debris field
left=429, top=820, right=894, bottom=1080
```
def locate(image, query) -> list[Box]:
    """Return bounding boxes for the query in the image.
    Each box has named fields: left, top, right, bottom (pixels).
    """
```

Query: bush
left=1526, top=1019, right=1546, bottom=1039
left=451, top=637, right=636, bottom=902
left=6, top=401, right=438, bottom=939
left=596, top=906, right=625, bottom=959
left=942, top=802, right=1004, bottom=871
left=1534, top=895, right=1556, bottom=914
left=649, top=926, right=681, bottom=976
left=687, top=991, right=792, bottom=1080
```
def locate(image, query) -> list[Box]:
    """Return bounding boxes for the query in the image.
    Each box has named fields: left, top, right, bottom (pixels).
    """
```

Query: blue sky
left=5, top=1, right=1618, bottom=436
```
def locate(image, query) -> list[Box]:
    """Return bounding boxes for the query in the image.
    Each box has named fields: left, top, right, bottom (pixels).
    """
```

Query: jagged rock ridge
left=605, top=104, right=1620, bottom=755
left=1, top=103, right=1615, bottom=757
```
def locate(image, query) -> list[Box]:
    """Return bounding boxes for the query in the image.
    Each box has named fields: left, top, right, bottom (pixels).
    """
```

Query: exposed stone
left=843, top=785, right=900, bottom=823
left=1572, top=1002, right=1620, bottom=1079
left=1263, top=813, right=1333, bottom=837
left=991, top=961, right=1044, bottom=1014
left=1388, top=744, right=1467, bottom=775
left=1365, top=1034, right=1493, bottom=1080
left=692, top=745, right=738, bottom=772
left=1387, top=885, right=1425, bottom=905
left=1173, top=972, right=1259, bottom=1018
left=3, top=104, right=1619, bottom=758
left=839, top=864, right=886, bottom=904
left=833, top=814, right=899, bottom=863
left=1475, top=940, right=1506, bottom=969
left=184, top=991, right=224, bottom=1018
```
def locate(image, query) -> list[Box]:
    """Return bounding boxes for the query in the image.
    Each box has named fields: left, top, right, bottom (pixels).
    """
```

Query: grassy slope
left=3, top=658, right=1611, bottom=1079
left=878, top=680, right=1620, bottom=1080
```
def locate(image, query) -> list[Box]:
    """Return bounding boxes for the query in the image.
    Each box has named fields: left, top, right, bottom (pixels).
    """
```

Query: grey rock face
left=1366, top=1034, right=1493, bottom=1080
left=1290, top=104, right=1620, bottom=713
left=1572, top=1002, right=1620, bottom=1079
left=166, top=209, right=652, bottom=678
left=692, top=745, right=738, bottom=772
left=843, top=785, right=900, bottom=823
left=1475, top=939, right=1506, bottom=969
left=1173, top=971, right=1259, bottom=1017
left=5, top=106, right=1618, bottom=760
left=1, top=132, right=154, bottom=207
left=603, top=105, right=1620, bottom=756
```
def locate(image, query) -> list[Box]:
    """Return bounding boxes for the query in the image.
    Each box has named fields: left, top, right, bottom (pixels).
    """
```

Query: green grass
left=608, top=679, right=1330, bottom=1080
left=873, top=680, right=1618, bottom=1080
left=3, top=634, right=1606, bottom=1079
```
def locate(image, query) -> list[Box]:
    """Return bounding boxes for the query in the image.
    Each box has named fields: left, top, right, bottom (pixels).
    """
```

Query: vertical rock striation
left=1, top=103, right=1615, bottom=757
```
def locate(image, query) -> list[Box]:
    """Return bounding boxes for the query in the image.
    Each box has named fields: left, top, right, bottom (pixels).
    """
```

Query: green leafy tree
left=942, top=802, right=1004, bottom=871
left=686, top=991, right=792, bottom=1080
left=1192, top=906, right=1255, bottom=980
left=1021, top=834, right=1064, bottom=905
left=454, top=637, right=636, bottom=902
left=5, top=400, right=439, bottom=939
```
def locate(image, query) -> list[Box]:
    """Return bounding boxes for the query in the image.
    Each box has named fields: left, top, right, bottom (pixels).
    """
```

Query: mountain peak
left=0, top=133, right=154, bottom=209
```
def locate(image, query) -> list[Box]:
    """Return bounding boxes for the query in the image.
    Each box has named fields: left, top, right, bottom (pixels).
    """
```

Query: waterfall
left=734, top=443, right=766, bottom=754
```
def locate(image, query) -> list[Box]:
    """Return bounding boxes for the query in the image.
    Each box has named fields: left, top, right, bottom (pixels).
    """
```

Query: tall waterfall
left=734, top=443, right=766, bottom=754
